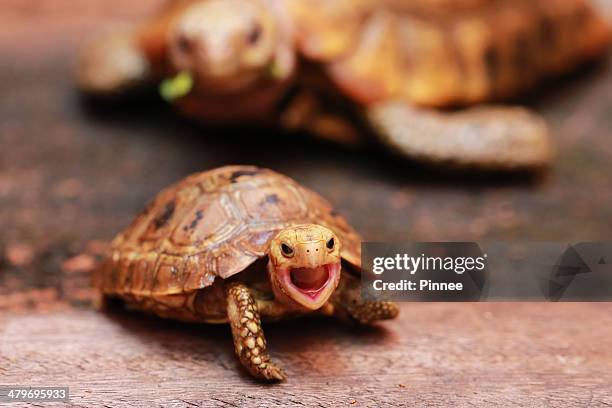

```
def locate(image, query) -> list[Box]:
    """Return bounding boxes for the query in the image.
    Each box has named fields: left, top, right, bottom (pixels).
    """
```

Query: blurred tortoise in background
left=94, top=165, right=398, bottom=381
left=78, top=0, right=611, bottom=170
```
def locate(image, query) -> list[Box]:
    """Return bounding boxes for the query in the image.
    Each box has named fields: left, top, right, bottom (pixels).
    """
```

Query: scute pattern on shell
left=95, top=165, right=362, bottom=296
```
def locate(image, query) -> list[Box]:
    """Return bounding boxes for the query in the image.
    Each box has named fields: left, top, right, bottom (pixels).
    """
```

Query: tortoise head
left=268, top=224, right=342, bottom=311
left=167, top=0, right=293, bottom=96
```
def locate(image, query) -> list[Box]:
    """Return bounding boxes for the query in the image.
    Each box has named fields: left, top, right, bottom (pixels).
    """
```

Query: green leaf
left=267, top=61, right=283, bottom=79
left=159, top=71, right=194, bottom=102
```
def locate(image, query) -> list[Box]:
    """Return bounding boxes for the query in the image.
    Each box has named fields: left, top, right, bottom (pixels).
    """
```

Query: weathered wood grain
left=1, top=1, right=612, bottom=406
left=3, top=303, right=612, bottom=407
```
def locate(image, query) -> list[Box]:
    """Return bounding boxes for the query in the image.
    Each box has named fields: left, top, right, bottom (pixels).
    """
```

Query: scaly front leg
left=225, top=282, right=286, bottom=381
left=330, top=271, right=399, bottom=324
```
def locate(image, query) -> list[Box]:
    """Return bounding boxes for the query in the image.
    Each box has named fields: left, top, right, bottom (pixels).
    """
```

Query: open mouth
left=288, top=263, right=339, bottom=299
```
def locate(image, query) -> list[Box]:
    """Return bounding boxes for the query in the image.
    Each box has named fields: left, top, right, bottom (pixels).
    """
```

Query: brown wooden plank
left=2, top=304, right=612, bottom=407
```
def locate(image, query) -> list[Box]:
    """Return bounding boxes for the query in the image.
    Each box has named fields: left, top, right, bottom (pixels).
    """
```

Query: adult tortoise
left=78, top=0, right=610, bottom=170
left=94, top=165, right=398, bottom=381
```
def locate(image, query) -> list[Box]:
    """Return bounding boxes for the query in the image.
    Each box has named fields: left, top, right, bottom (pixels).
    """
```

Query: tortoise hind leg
left=366, top=101, right=554, bottom=171
left=226, top=282, right=286, bottom=382
left=330, top=271, right=399, bottom=325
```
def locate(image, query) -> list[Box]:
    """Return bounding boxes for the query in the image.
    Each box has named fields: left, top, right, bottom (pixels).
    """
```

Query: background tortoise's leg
left=225, top=283, right=286, bottom=382
left=77, top=28, right=152, bottom=96
left=329, top=271, right=399, bottom=325
left=93, top=293, right=113, bottom=310
left=366, top=101, right=554, bottom=171
left=279, top=88, right=366, bottom=146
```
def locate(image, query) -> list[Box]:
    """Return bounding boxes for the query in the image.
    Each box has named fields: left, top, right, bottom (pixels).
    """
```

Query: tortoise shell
left=286, top=0, right=611, bottom=106
left=95, top=166, right=361, bottom=297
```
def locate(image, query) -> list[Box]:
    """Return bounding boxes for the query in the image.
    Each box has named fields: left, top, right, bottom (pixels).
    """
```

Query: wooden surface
left=4, top=304, right=612, bottom=407
left=1, top=1, right=612, bottom=406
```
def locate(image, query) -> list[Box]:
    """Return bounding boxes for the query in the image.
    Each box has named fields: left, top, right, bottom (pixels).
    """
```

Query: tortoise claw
left=259, top=363, right=286, bottom=382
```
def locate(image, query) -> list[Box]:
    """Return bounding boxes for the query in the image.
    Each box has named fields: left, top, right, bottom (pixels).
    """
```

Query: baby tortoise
left=94, top=165, right=398, bottom=381
left=78, top=0, right=610, bottom=170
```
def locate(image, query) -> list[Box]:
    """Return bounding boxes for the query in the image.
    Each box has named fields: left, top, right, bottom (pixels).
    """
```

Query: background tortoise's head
left=268, top=224, right=342, bottom=311
left=167, top=0, right=294, bottom=95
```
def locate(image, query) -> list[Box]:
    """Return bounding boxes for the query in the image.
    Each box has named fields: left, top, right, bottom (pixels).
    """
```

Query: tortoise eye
left=281, top=243, right=294, bottom=257
left=326, top=238, right=335, bottom=251
left=247, top=23, right=262, bottom=45
left=177, top=34, right=192, bottom=53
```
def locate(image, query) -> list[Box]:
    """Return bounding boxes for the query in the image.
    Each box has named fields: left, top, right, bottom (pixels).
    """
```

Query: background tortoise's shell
left=95, top=166, right=362, bottom=296
left=286, top=0, right=611, bottom=106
